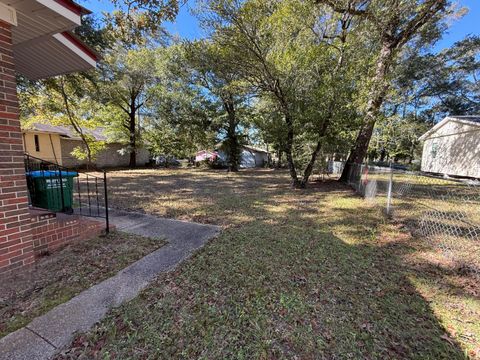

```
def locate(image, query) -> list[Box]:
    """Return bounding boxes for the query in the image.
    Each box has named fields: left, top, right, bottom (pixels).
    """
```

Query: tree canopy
left=17, top=0, right=478, bottom=185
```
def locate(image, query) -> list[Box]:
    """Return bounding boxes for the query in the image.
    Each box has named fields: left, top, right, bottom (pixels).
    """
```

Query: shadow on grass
left=56, top=172, right=473, bottom=359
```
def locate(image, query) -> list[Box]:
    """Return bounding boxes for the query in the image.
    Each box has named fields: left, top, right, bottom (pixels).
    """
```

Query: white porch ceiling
left=2, top=0, right=82, bottom=44
left=0, top=0, right=97, bottom=80
left=15, top=32, right=97, bottom=80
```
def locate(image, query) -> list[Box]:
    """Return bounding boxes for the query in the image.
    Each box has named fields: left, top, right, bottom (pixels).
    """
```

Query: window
left=34, top=134, right=40, bottom=152
left=431, top=141, right=438, bottom=158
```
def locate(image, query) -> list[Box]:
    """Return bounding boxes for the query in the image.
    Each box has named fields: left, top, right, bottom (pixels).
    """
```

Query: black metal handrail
left=24, top=154, right=109, bottom=233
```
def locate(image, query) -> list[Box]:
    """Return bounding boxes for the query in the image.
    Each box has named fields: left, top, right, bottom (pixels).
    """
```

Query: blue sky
left=84, top=0, right=479, bottom=52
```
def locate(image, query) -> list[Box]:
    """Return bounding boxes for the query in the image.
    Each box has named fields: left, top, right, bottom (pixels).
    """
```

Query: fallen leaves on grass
left=55, top=170, right=478, bottom=359
left=0, top=232, right=165, bottom=338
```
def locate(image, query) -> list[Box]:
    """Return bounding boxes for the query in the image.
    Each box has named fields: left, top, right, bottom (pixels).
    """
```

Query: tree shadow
left=57, top=171, right=474, bottom=359
left=265, top=196, right=472, bottom=358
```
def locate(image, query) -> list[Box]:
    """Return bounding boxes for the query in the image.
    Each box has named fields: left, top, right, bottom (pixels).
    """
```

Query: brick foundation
left=30, top=209, right=106, bottom=257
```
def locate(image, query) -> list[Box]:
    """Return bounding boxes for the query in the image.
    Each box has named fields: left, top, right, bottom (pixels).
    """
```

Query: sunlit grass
left=57, top=169, right=478, bottom=359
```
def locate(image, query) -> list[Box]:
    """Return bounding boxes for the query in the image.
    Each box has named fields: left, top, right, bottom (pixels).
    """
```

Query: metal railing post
left=103, top=170, right=110, bottom=234
left=58, top=169, right=65, bottom=212
left=25, top=154, right=29, bottom=172
left=77, top=176, right=82, bottom=215
left=24, top=154, right=110, bottom=225
left=86, top=174, right=92, bottom=216
left=386, top=164, right=394, bottom=216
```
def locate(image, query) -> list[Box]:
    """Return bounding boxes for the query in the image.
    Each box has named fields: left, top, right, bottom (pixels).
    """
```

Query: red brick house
left=0, top=0, right=104, bottom=274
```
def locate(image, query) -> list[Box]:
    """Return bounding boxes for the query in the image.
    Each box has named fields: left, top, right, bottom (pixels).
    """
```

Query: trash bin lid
left=27, top=170, right=78, bottom=178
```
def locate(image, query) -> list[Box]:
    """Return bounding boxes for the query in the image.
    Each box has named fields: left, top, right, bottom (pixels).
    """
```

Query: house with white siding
left=419, top=116, right=480, bottom=178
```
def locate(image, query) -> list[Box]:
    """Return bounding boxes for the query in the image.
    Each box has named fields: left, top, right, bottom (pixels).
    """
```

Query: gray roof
left=448, top=115, right=480, bottom=124
left=23, top=123, right=108, bottom=141
left=419, top=115, right=480, bottom=141
left=214, top=141, right=270, bottom=154
left=243, top=145, right=269, bottom=154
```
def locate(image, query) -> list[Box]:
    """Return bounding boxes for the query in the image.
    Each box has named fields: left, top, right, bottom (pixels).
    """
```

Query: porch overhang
left=15, top=31, right=98, bottom=80
left=0, top=0, right=97, bottom=80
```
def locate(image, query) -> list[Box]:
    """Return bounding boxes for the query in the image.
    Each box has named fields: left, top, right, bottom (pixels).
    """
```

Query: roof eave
left=60, top=31, right=100, bottom=62
left=55, top=0, right=92, bottom=16
left=419, top=116, right=480, bottom=141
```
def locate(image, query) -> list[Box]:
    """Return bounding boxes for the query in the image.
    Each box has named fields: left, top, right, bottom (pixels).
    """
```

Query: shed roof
left=243, top=145, right=269, bottom=154
left=448, top=115, right=480, bottom=124
left=419, top=115, right=480, bottom=141
left=215, top=141, right=269, bottom=154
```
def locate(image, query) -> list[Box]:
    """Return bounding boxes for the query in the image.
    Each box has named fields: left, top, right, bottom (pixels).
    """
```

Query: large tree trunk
left=128, top=109, right=136, bottom=168
left=224, top=97, right=240, bottom=172
left=316, top=0, right=449, bottom=182
left=300, top=140, right=322, bottom=188
left=284, top=113, right=301, bottom=188
left=339, top=42, right=394, bottom=182
left=227, top=131, right=240, bottom=172
left=276, top=149, right=282, bottom=168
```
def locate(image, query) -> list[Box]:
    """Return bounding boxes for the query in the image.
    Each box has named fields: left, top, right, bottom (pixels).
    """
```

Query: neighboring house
left=23, top=123, right=150, bottom=168
left=419, top=116, right=480, bottom=178
left=216, top=144, right=270, bottom=168
left=195, top=150, right=218, bottom=163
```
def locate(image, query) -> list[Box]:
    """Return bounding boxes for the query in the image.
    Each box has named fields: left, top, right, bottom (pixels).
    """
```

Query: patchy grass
left=105, top=168, right=295, bottom=226
left=56, top=169, right=478, bottom=359
left=0, top=232, right=166, bottom=338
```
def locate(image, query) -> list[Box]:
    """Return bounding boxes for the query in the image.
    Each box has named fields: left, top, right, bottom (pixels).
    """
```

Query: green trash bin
left=27, top=170, right=78, bottom=213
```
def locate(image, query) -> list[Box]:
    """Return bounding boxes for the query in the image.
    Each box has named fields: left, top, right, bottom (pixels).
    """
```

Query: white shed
left=216, top=145, right=269, bottom=168
left=241, top=145, right=269, bottom=168
left=419, top=116, right=480, bottom=178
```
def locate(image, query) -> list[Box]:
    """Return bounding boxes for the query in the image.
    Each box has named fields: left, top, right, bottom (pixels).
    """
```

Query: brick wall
left=30, top=211, right=105, bottom=257
left=60, top=138, right=150, bottom=168
left=0, top=21, right=35, bottom=273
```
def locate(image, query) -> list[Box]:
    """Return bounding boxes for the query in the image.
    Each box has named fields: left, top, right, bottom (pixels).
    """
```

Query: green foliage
left=375, top=35, right=480, bottom=163
left=98, top=46, right=159, bottom=166
left=391, top=35, right=480, bottom=122
left=142, top=44, right=218, bottom=157
left=199, top=0, right=365, bottom=183
left=20, top=74, right=106, bottom=163
left=368, top=114, right=430, bottom=163
left=106, top=0, right=179, bottom=46
left=17, top=0, right=476, bottom=180
left=181, top=39, right=253, bottom=171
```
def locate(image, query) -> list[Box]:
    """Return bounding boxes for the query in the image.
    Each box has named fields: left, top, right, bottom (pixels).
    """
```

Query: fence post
left=103, top=170, right=110, bottom=234
left=58, top=169, right=65, bottom=212
left=386, top=164, right=393, bottom=216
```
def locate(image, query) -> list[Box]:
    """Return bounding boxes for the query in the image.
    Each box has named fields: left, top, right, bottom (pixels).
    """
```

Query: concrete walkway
left=0, top=210, right=220, bottom=360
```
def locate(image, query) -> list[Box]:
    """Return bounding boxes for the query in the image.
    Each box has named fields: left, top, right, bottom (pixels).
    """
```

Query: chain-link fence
left=346, top=163, right=480, bottom=276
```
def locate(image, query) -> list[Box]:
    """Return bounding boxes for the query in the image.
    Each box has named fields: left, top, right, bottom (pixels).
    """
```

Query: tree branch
left=394, top=0, right=447, bottom=49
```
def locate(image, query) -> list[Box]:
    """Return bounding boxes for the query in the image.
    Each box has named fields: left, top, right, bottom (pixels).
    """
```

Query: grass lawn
left=0, top=232, right=166, bottom=338
left=57, top=169, right=479, bottom=359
